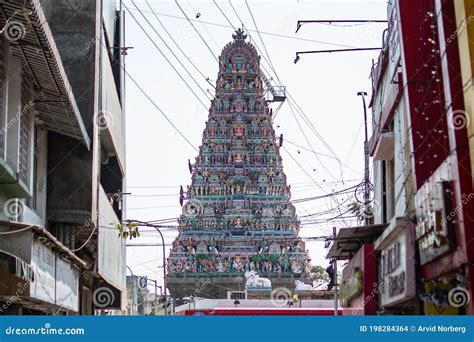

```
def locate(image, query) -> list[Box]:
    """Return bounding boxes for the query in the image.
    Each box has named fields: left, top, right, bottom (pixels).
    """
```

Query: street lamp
left=357, top=91, right=370, bottom=225
left=125, top=220, right=168, bottom=315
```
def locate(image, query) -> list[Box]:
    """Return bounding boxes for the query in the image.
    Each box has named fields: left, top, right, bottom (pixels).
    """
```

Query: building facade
left=0, top=0, right=126, bottom=315
left=370, top=0, right=418, bottom=314
left=330, top=0, right=474, bottom=315
left=398, top=0, right=474, bottom=315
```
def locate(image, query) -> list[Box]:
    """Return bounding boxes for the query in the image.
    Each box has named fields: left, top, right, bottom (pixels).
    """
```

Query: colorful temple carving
left=167, top=29, right=311, bottom=298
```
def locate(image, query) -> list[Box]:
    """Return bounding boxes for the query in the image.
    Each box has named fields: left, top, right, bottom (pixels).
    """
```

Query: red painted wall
left=399, top=0, right=451, bottom=187
left=400, top=0, right=474, bottom=314
left=342, top=244, right=378, bottom=315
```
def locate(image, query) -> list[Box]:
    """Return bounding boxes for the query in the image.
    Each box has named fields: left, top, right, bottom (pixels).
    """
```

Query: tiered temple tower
left=167, top=30, right=310, bottom=299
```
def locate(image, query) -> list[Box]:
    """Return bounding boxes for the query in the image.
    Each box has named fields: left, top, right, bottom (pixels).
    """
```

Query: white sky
left=123, top=0, right=387, bottom=289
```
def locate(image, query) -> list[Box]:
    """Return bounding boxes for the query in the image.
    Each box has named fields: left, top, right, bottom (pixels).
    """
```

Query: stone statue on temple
left=244, top=271, right=271, bottom=288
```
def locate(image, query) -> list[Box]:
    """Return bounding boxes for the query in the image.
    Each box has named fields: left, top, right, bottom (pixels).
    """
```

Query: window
left=0, top=39, right=34, bottom=198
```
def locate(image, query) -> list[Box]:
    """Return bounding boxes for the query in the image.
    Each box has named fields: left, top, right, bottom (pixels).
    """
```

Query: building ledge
left=0, top=221, right=88, bottom=268
left=326, top=224, right=388, bottom=260
left=0, top=158, right=31, bottom=198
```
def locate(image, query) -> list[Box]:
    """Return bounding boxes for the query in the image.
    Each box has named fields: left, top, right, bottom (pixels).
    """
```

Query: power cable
left=144, top=0, right=216, bottom=91
left=128, top=6, right=359, bottom=49
left=132, top=1, right=213, bottom=102
left=124, top=2, right=210, bottom=110
left=124, top=66, right=198, bottom=152
left=175, top=0, right=219, bottom=62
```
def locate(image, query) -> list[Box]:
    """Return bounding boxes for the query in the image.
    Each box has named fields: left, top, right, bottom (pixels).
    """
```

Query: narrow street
left=0, top=0, right=472, bottom=334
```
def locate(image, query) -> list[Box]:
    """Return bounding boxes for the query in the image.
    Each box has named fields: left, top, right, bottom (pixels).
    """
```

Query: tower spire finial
left=232, top=27, right=247, bottom=40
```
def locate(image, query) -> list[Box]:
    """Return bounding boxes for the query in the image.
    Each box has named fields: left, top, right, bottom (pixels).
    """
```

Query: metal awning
left=0, top=221, right=88, bottom=268
left=0, top=0, right=90, bottom=148
left=326, top=223, right=388, bottom=260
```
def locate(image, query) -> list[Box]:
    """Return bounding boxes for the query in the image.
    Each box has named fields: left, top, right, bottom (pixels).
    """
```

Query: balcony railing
left=100, top=32, right=125, bottom=172
left=97, top=185, right=125, bottom=293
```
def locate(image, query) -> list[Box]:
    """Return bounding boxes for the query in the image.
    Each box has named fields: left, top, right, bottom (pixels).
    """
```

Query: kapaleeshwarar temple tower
left=167, top=30, right=310, bottom=299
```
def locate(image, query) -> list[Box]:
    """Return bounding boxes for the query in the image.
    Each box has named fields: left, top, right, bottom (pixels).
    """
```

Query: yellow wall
left=455, top=0, right=474, bottom=180
left=423, top=282, right=460, bottom=315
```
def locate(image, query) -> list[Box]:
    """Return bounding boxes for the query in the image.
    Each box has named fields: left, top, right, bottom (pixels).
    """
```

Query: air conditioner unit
left=227, top=291, right=247, bottom=300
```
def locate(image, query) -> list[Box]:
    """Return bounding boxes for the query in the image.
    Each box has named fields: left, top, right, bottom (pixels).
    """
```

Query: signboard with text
left=379, top=223, right=416, bottom=307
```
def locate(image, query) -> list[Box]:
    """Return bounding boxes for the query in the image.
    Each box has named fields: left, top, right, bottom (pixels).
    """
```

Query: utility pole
left=357, top=91, right=370, bottom=225
left=125, top=220, right=168, bottom=315
left=333, top=226, right=338, bottom=316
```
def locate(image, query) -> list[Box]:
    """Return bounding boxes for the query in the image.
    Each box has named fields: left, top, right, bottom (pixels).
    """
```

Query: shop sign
left=30, top=239, right=55, bottom=304
left=55, top=257, right=79, bottom=311
left=415, top=181, right=456, bottom=265
left=341, top=268, right=363, bottom=306
left=380, top=237, right=406, bottom=306
left=379, top=220, right=417, bottom=306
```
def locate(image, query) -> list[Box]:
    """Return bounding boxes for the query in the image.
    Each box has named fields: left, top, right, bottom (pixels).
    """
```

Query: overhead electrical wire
left=186, top=0, right=222, bottom=52
left=124, top=2, right=210, bottom=110
left=145, top=0, right=216, bottom=91
left=105, top=14, right=200, bottom=155
left=213, top=0, right=236, bottom=31
left=286, top=100, right=339, bottom=182
left=128, top=6, right=356, bottom=48
left=229, top=3, right=353, bottom=227
left=225, top=1, right=345, bottom=181
left=244, top=0, right=279, bottom=79
left=126, top=2, right=360, bottom=228
left=215, top=2, right=353, bottom=225
left=131, top=0, right=213, bottom=102
left=124, top=68, right=198, bottom=152
left=133, top=0, right=361, bottom=190
left=127, top=204, right=180, bottom=211
left=175, top=0, right=219, bottom=62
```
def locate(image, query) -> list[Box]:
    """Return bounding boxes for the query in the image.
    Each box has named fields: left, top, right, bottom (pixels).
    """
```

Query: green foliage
left=117, top=222, right=140, bottom=240
left=310, top=265, right=330, bottom=283
left=310, top=265, right=343, bottom=284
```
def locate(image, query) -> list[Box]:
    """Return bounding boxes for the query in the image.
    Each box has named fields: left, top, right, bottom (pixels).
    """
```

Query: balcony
left=373, top=132, right=395, bottom=160
left=369, top=73, right=403, bottom=156
left=97, top=184, right=125, bottom=308
left=100, top=31, right=125, bottom=173
left=0, top=0, right=91, bottom=199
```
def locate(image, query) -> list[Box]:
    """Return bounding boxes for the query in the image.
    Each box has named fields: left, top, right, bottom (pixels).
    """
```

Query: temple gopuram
left=166, top=29, right=311, bottom=299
